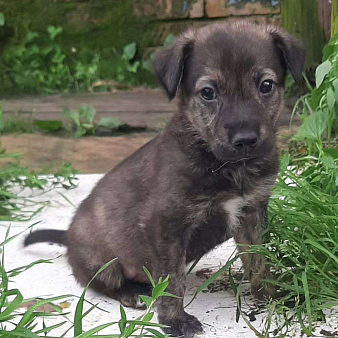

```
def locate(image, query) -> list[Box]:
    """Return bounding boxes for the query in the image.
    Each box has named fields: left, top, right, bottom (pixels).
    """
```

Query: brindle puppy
left=24, top=22, right=305, bottom=337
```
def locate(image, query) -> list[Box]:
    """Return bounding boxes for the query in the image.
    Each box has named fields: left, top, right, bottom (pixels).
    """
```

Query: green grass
left=248, top=163, right=338, bottom=336
left=1, top=116, right=35, bottom=134
left=0, top=148, right=79, bottom=222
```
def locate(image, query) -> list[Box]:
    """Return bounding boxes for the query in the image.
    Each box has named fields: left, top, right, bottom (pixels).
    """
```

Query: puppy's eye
left=200, top=87, right=216, bottom=101
left=259, top=80, right=274, bottom=94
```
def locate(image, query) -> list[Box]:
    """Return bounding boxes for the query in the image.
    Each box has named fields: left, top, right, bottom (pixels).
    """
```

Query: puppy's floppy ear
left=152, top=33, right=194, bottom=100
left=268, top=26, right=306, bottom=84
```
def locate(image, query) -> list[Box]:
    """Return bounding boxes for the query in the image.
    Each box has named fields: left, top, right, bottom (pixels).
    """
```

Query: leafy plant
left=291, top=34, right=338, bottom=150
left=289, top=34, right=338, bottom=197
left=4, top=26, right=71, bottom=93
left=4, top=26, right=99, bottom=93
left=63, top=105, right=96, bottom=138
left=98, top=116, right=125, bottom=131
left=73, top=54, right=100, bottom=92
left=114, top=42, right=141, bottom=83
left=63, top=105, right=138, bottom=137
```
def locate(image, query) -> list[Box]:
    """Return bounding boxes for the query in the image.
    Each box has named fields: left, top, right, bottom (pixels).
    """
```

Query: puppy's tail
left=24, top=230, right=66, bottom=246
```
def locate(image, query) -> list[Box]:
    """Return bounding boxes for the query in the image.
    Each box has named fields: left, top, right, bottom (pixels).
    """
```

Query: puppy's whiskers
left=207, top=113, right=217, bottom=126
left=212, top=157, right=254, bottom=173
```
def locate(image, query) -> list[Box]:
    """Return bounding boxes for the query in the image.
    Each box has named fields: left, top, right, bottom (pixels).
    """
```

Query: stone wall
left=134, top=0, right=280, bottom=45
left=134, top=0, right=280, bottom=20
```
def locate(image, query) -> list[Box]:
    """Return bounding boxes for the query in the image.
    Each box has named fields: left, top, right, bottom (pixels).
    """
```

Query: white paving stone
left=1, top=174, right=336, bottom=337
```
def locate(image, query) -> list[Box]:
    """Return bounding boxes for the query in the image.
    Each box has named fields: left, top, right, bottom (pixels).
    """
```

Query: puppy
left=24, top=22, right=305, bottom=337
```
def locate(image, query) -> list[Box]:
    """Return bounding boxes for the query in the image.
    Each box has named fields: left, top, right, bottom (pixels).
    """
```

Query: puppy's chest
left=221, top=195, right=253, bottom=234
left=187, top=181, right=273, bottom=234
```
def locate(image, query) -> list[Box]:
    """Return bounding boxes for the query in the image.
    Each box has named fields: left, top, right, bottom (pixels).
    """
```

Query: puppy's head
left=153, top=22, right=305, bottom=163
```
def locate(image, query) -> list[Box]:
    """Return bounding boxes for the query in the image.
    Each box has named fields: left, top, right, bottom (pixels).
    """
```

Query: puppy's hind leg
left=92, top=279, right=152, bottom=309
left=69, top=251, right=151, bottom=309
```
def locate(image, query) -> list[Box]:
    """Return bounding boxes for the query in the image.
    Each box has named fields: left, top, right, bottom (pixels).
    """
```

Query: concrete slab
left=1, top=175, right=336, bottom=337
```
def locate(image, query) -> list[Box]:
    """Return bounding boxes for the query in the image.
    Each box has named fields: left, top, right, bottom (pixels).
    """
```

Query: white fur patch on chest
left=222, top=197, right=246, bottom=233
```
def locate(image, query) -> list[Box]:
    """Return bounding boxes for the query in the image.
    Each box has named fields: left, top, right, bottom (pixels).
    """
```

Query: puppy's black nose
left=232, top=131, right=258, bottom=151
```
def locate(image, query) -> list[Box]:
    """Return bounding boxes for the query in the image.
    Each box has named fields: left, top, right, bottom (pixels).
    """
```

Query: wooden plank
left=318, top=0, right=332, bottom=41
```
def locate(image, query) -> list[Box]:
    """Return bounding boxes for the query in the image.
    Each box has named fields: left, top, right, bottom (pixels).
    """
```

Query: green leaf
left=47, top=26, right=63, bottom=40
left=152, top=281, right=169, bottom=299
left=301, top=271, right=312, bottom=334
left=0, top=289, right=23, bottom=321
left=63, top=108, right=80, bottom=127
left=142, top=311, right=154, bottom=322
left=79, top=105, right=96, bottom=124
left=310, top=85, right=325, bottom=110
left=81, top=124, right=95, bottom=133
left=279, top=153, right=290, bottom=173
left=293, top=111, right=329, bottom=141
left=75, top=322, right=117, bottom=338
left=323, top=148, right=338, bottom=159
left=142, top=59, right=152, bottom=72
left=127, top=61, right=140, bottom=73
left=26, top=32, right=39, bottom=42
left=143, top=267, right=155, bottom=287
left=327, top=87, right=335, bottom=111
left=119, top=305, right=127, bottom=331
left=124, top=323, right=136, bottom=337
left=161, top=291, right=180, bottom=298
left=163, top=33, right=175, bottom=47
left=333, top=79, right=338, bottom=99
left=320, top=156, right=335, bottom=169
left=123, top=42, right=137, bottom=60
left=228, top=270, right=240, bottom=323
left=0, top=13, right=5, bottom=26
left=139, top=295, right=153, bottom=308
left=74, top=127, right=86, bottom=138
left=98, top=116, right=124, bottom=130
left=74, top=259, right=117, bottom=336
left=125, top=320, right=168, bottom=328
left=146, top=327, right=167, bottom=337
left=315, top=60, right=331, bottom=88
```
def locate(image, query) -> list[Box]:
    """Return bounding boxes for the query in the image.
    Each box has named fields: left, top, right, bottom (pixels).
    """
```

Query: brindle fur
left=24, top=22, right=305, bottom=337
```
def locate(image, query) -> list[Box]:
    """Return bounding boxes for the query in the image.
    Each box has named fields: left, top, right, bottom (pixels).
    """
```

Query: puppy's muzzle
left=232, top=130, right=258, bottom=152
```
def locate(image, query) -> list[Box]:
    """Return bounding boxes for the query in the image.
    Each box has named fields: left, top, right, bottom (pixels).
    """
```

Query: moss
left=332, top=0, right=338, bottom=37
left=281, top=0, right=326, bottom=67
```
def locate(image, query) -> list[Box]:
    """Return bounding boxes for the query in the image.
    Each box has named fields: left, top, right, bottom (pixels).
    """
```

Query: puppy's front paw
left=251, top=282, right=278, bottom=301
left=161, top=311, right=203, bottom=338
